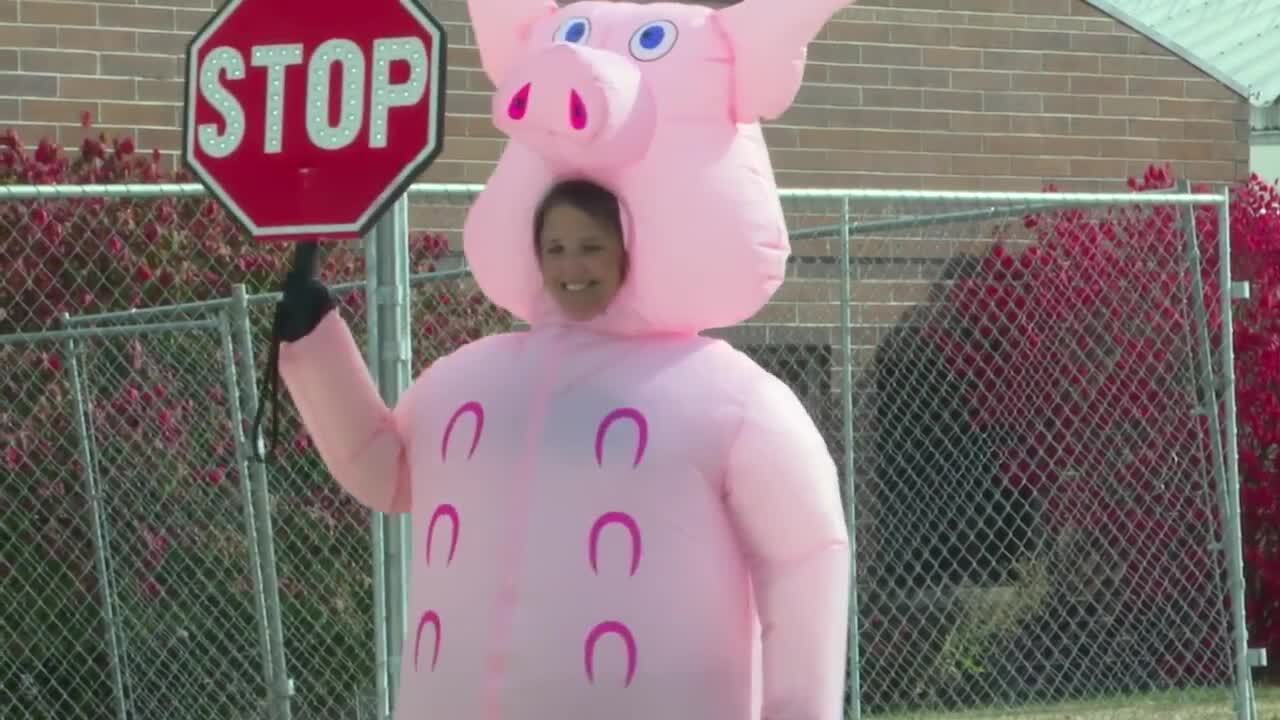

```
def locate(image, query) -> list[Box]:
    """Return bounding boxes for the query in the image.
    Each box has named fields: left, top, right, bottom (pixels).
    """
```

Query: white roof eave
left=1084, top=0, right=1280, bottom=108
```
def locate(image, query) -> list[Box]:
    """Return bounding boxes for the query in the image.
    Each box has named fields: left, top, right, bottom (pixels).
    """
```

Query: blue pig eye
left=639, top=25, right=664, bottom=49
left=554, top=17, right=591, bottom=44
left=629, top=20, right=678, bottom=61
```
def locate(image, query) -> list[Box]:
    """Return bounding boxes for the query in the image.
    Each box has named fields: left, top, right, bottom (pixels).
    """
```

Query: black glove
left=252, top=241, right=333, bottom=461
left=274, top=241, right=334, bottom=342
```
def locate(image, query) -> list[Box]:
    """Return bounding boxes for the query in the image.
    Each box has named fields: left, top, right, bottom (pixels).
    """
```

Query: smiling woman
left=532, top=178, right=630, bottom=322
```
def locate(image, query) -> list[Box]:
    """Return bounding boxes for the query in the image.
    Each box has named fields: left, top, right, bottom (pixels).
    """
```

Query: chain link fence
left=1, top=182, right=516, bottom=720
left=1, top=182, right=1255, bottom=720
left=776, top=187, right=1251, bottom=720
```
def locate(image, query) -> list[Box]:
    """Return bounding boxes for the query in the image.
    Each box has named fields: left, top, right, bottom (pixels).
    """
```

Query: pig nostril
left=569, top=90, right=588, bottom=130
left=508, top=83, right=531, bottom=121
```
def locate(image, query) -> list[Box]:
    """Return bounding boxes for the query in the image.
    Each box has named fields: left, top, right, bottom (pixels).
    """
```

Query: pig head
left=463, top=0, right=852, bottom=336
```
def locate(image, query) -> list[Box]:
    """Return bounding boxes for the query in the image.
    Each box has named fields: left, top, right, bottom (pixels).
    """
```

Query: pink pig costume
left=278, top=0, right=854, bottom=718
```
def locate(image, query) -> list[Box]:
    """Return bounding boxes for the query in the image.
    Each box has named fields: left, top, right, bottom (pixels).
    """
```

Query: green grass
left=859, top=685, right=1280, bottom=720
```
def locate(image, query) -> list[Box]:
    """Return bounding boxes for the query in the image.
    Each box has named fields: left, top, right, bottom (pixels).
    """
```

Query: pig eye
left=554, top=17, right=591, bottom=44
left=629, top=20, right=677, bottom=61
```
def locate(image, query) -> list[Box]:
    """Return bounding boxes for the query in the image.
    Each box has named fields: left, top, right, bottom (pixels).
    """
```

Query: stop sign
left=182, top=0, right=446, bottom=242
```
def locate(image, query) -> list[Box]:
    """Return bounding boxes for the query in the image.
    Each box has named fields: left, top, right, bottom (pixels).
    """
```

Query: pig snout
left=492, top=43, right=655, bottom=167
left=503, top=81, right=590, bottom=131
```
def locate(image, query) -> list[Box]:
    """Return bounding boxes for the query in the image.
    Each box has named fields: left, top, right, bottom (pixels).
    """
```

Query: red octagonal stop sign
left=183, top=0, right=446, bottom=242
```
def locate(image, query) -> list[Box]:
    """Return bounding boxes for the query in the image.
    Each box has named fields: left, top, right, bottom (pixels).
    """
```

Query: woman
left=267, top=175, right=849, bottom=719
left=269, top=0, right=851, bottom=716
left=533, top=179, right=629, bottom=322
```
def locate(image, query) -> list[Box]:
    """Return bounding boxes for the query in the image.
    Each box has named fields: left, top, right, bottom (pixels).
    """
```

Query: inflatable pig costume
left=277, top=0, right=853, bottom=717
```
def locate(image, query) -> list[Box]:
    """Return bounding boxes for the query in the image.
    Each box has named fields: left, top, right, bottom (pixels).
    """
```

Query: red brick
left=174, top=8, right=211, bottom=32
left=1011, top=72, right=1068, bottom=93
left=1012, top=115, right=1070, bottom=135
left=1010, top=30, right=1071, bottom=52
left=0, top=23, right=58, bottom=47
left=951, top=70, right=1010, bottom=91
left=137, top=31, right=188, bottom=56
left=0, top=72, right=56, bottom=97
left=61, top=75, right=135, bottom=101
left=889, top=67, right=950, bottom=89
left=99, top=5, right=174, bottom=31
left=1011, top=155, right=1071, bottom=177
left=950, top=112, right=1011, bottom=133
left=137, top=78, right=183, bottom=103
left=982, top=91, right=1042, bottom=114
left=1128, top=77, right=1185, bottom=98
left=60, top=26, right=135, bottom=52
left=136, top=127, right=180, bottom=152
left=101, top=52, right=180, bottom=80
left=22, top=49, right=96, bottom=74
left=20, top=1, right=96, bottom=25
left=887, top=109, right=949, bottom=131
left=1185, top=79, right=1241, bottom=102
left=1043, top=52, right=1098, bottom=73
left=22, top=97, right=95, bottom=124
left=12, top=121, right=61, bottom=144
left=98, top=101, right=178, bottom=127
left=982, top=49, right=1042, bottom=72
left=1070, top=116, right=1127, bottom=136
left=952, top=26, right=1012, bottom=49
left=1100, top=96, right=1159, bottom=118
left=923, top=47, right=981, bottom=68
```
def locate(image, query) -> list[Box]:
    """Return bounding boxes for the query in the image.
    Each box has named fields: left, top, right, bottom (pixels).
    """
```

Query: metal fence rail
left=0, top=182, right=1255, bottom=720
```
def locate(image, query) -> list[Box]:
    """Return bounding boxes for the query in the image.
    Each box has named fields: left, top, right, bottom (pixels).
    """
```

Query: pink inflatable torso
left=278, top=1, right=853, bottom=718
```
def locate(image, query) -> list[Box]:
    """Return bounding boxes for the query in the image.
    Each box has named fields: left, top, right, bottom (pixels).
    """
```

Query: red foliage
left=927, top=162, right=1280, bottom=681
left=1, top=120, right=511, bottom=713
left=0, top=120, right=493, bottom=529
left=1229, top=178, right=1280, bottom=663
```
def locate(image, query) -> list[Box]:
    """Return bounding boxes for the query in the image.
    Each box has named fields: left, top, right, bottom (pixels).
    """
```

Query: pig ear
left=713, top=0, right=853, bottom=122
left=467, top=0, right=559, bottom=85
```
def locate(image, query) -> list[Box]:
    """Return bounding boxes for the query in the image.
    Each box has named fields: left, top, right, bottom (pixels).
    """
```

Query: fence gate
left=1, top=312, right=282, bottom=720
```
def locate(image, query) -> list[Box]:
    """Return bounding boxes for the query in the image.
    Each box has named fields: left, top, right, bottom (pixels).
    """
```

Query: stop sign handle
left=287, top=241, right=321, bottom=284
left=252, top=237, right=330, bottom=463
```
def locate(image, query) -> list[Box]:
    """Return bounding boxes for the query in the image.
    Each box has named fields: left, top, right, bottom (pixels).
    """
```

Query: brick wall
left=790, top=0, right=1250, bottom=192
left=0, top=0, right=1252, bottom=373
left=749, top=0, right=1251, bottom=371
left=0, top=0, right=1250, bottom=187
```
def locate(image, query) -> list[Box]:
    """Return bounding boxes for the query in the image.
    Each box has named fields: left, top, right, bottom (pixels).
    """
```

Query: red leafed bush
left=0, top=121, right=510, bottom=719
left=1227, top=177, right=1280, bottom=674
left=923, top=163, right=1280, bottom=686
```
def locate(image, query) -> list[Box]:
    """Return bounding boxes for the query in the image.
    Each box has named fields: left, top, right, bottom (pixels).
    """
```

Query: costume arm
left=278, top=309, right=415, bottom=514
left=725, top=374, right=851, bottom=720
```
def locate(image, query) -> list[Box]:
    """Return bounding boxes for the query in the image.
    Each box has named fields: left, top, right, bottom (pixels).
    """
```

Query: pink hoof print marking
left=441, top=401, right=484, bottom=462
left=414, top=610, right=441, bottom=672
left=507, top=82, right=531, bottom=120
left=425, top=504, right=459, bottom=567
left=594, top=407, right=648, bottom=468
left=588, top=511, right=642, bottom=576
left=584, top=620, right=637, bottom=687
left=569, top=90, right=588, bottom=130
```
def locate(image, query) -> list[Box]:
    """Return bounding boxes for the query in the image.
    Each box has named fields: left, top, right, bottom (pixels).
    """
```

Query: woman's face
left=537, top=202, right=626, bottom=321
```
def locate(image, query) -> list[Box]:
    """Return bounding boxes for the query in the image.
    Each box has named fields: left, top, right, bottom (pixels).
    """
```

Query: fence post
left=230, top=285, right=295, bottom=720
left=213, top=305, right=282, bottom=716
left=837, top=196, right=862, bottom=720
left=1213, top=188, right=1256, bottom=720
left=366, top=195, right=414, bottom=716
left=363, top=229, right=392, bottom=720
left=1179, top=185, right=1249, bottom=720
left=59, top=325, right=130, bottom=720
